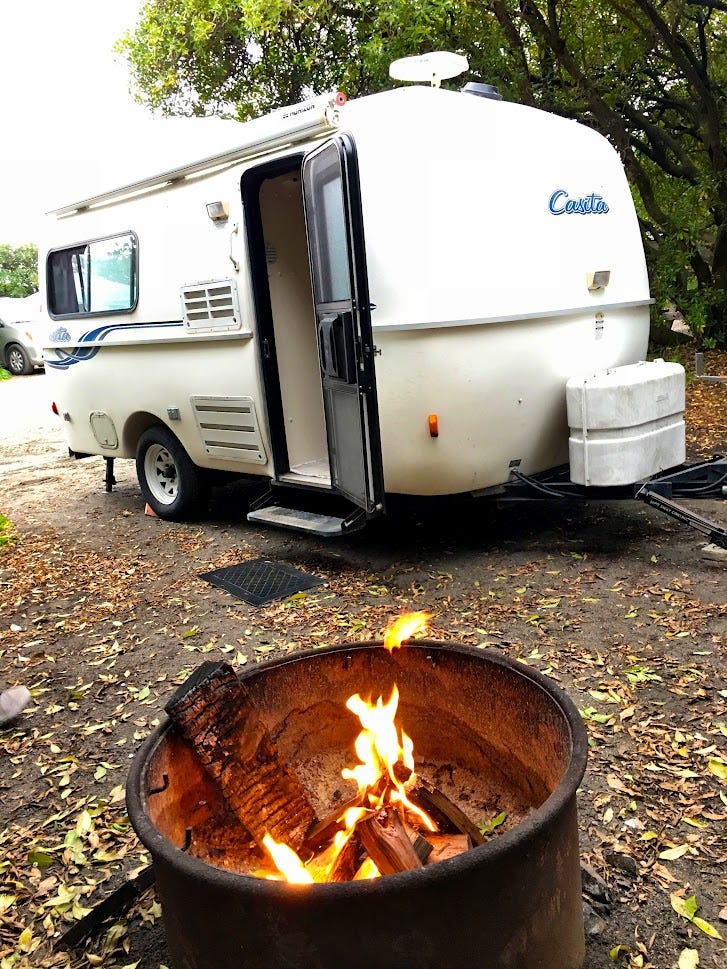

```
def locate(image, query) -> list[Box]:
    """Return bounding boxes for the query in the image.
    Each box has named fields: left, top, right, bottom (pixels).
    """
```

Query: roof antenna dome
left=389, top=51, right=469, bottom=88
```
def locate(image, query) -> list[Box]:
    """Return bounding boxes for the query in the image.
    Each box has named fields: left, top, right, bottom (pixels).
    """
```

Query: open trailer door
left=302, top=135, right=384, bottom=519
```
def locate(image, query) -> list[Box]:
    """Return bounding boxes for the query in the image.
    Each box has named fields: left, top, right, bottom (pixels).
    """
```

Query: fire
left=264, top=612, right=435, bottom=883
left=342, top=686, right=435, bottom=831
left=353, top=858, right=380, bottom=880
left=262, top=833, right=314, bottom=884
left=383, top=611, right=431, bottom=651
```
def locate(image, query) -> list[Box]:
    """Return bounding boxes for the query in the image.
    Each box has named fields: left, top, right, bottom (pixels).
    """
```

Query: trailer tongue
left=502, top=455, right=727, bottom=551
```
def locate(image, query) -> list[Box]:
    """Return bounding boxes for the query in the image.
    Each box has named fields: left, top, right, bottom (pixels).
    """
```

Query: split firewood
left=302, top=774, right=390, bottom=853
left=358, top=807, right=423, bottom=875
left=423, top=833, right=470, bottom=864
left=165, top=662, right=316, bottom=851
left=412, top=833, right=434, bottom=864
left=302, top=793, right=362, bottom=853
left=329, top=835, right=362, bottom=883
left=408, top=777, right=484, bottom=846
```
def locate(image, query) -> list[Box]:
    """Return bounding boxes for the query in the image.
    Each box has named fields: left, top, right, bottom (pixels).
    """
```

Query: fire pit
left=127, top=640, right=588, bottom=969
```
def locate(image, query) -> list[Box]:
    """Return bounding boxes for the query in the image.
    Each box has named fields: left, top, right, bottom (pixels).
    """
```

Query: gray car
left=0, top=316, right=45, bottom=375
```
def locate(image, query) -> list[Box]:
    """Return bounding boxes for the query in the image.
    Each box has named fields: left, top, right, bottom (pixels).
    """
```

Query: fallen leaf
left=671, top=894, right=699, bottom=920
left=692, top=917, right=723, bottom=940
left=0, top=894, right=16, bottom=914
left=678, top=949, right=699, bottom=969
left=707, top=759, right=727, bottom=781
left=610, top=943, right=630, bottom=961
left=659, top=844, right=690, bottom=860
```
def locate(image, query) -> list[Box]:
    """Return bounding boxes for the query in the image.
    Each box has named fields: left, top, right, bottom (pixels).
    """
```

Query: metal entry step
left=247, top=499, right=367, bottom=537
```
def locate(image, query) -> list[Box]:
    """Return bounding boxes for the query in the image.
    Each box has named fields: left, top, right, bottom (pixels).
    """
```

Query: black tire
left=5, top=343, right=33, bottom=376
left=135, top=425, right=209, bottom=521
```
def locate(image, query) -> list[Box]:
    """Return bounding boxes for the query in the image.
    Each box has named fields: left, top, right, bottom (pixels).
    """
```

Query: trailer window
left=47, top=233, right=138, bottom=317
left=305, top=147, right=351, bottom=304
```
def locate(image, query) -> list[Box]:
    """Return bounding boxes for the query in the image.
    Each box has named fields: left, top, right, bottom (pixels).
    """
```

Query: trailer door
left=302, top=135, right=384, bottom=515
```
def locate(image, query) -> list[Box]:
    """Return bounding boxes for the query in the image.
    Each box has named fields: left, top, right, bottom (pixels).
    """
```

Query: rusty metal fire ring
left=127, top=640, right=589, bottom=969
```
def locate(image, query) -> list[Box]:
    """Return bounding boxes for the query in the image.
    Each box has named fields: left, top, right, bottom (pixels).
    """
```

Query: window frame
left=46, top=230, right=140, bottom=320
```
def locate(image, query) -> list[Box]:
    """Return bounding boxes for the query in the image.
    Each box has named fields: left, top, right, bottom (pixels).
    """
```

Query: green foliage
left=0, top=367, right=11, bottom=381
left=0, top=514, right=14, bottom=547
left=0, top=243, right=39, bottom=298
left=119, top=1, right=727, bottom=345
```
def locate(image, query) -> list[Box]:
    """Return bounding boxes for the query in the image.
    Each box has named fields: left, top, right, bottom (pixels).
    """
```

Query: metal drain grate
left=199, top=558, right=324, bottom=606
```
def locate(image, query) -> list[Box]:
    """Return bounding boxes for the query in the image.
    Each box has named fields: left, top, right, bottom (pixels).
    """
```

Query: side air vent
left=191, top=396, right=267, bottom=464
left=181, top=280, right=244, bottom=332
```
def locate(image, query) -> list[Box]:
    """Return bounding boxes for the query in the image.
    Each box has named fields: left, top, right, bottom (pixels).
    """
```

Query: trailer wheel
left=5, top=343, right=33, bottom=376
left=136, top=426, right=208, bottom=520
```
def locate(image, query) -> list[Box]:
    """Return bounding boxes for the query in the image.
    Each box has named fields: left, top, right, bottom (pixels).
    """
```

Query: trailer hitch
left=635, top=483, right=727, bottom=549
left=502, top=456, right=727, bottom=550
left=633, top=454, right=727, bottom=549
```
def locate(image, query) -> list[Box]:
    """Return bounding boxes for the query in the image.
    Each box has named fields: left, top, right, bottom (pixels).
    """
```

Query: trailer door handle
left=318, top=314, right=338, bottom=378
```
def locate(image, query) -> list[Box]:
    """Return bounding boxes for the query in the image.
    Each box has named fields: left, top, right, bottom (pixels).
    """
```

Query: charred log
left=409, top=778, right=484, bottom=846
left=165, top=662, right=316, bottom=851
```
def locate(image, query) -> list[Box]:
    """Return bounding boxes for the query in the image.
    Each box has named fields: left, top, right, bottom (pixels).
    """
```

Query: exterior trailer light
left=206, top=201, right=230, bottom=223
left=587, top=270, right=610, bottom=292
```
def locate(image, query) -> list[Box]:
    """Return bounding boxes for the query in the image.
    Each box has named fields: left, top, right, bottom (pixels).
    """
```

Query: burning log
left=308, top=835, right=362, bottom=883
left=302, top=794, right=362, bottom=854
left=408, top=778, right=484, bottom=847
left=358, top=808, right=423, bottom=875
left=165, top=662, right=316, bottom=851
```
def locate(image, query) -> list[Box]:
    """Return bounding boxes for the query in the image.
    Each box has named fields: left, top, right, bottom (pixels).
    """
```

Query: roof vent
left=462, top=82, right=503, bottom=101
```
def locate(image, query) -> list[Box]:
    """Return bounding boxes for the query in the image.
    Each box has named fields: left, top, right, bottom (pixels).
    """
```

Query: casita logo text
left=548, top=190, right=609, bottom=215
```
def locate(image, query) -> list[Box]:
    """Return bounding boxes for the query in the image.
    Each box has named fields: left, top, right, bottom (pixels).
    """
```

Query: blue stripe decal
left=46, top=321, right=183, bottom=369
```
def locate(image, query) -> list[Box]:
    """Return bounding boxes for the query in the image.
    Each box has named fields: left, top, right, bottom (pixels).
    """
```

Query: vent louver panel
left=191, top=396, right=267, bottom=464
left=181, top=280, right=242, bottom=331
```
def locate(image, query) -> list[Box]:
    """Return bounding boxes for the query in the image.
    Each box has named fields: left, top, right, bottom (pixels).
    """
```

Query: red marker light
left=51, top=402, right=59, bottom=415
left=335, top=92, right=347, bottom=106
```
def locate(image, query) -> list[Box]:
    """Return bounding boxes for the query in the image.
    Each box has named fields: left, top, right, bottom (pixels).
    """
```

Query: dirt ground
left=1, top=361, right=726, bottom=969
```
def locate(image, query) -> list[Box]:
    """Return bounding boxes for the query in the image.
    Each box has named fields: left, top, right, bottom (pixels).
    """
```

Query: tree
left=0, top=243, right=38, bottom=298
left=484, top=1, right=727, bottom=346
left=119, top=1, right=726, bottom=345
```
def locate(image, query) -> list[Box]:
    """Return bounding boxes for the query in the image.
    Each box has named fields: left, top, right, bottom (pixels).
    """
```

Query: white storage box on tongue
left=567, top=360, right=686, bottom=487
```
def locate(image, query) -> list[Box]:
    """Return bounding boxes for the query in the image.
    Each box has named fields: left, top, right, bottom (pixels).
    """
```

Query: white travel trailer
left=40, top=64, right=708, bottom=537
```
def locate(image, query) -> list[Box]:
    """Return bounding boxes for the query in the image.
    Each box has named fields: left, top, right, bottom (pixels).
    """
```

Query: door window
left=305, top=149, right=351, bottom=304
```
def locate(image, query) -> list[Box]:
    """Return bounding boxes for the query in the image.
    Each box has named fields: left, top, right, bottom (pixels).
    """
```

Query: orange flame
left=383, top=611, right=431, bottom=652
left=353, top=858, right=380, bottom=880
left=266, top=612, right=437, bottom=884
left=262, top=833, right=314, bottom=884
left=342, top=685, right=436, bottom=832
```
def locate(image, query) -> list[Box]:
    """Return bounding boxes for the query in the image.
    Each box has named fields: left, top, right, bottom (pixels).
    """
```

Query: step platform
left=247, top=503, right=364, bottom=537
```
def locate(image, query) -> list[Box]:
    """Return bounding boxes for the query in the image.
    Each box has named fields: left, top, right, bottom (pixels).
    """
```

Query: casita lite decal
left=548, top=189, right=609, bottom=215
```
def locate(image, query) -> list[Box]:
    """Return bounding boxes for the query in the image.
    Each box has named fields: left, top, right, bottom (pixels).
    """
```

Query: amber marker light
left=428, top=414, right=439, bottom=437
